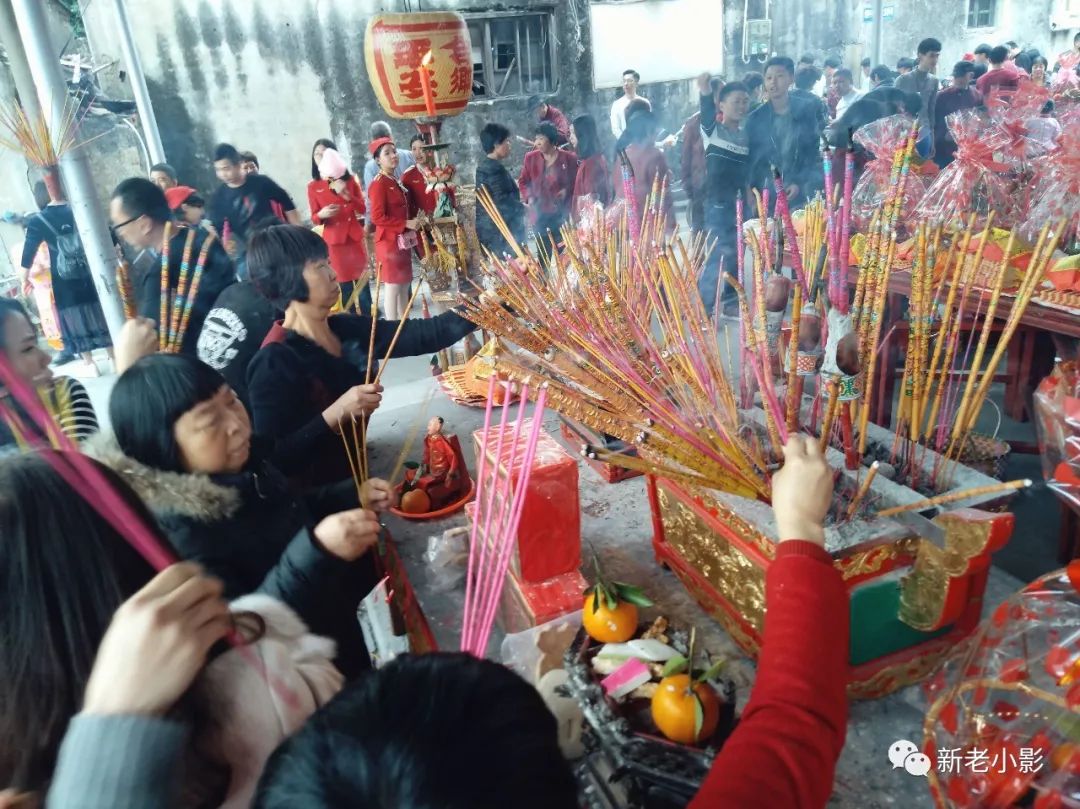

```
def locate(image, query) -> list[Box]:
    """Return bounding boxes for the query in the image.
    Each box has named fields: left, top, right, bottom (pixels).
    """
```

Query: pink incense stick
left=463, top=381, right=530, bottom=653
left=838, top=149, right=855, bottom=313
left=0, top=361, right=302, bottom=710
left=471, top=387, right=549, bottom=656
left=771, top=167, right=808, bottom=294
left=461, top=373, right=499, bottom=652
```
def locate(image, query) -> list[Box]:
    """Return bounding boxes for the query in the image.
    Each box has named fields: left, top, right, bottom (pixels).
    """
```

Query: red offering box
left=498, top=568, right=587, bottom=634
left=472, top=419, right=581, bottom=582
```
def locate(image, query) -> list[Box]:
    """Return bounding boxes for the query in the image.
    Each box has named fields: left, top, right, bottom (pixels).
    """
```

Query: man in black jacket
left=746, top=56, right=824, bottom=209
left=475, top=123, right=526, bottom=256
left=109, top=178, right=236, bottom=356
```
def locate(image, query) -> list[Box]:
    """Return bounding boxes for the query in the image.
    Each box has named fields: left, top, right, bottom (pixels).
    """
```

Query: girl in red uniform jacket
left=612, top=108, right=675, bottom=231
left=307, top=141, right=369, bottom=308
left=367, top=137, right=419, bottom=321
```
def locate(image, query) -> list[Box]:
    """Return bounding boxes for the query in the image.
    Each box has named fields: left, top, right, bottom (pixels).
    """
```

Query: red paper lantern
left=364, top=12, right=473, bottom=120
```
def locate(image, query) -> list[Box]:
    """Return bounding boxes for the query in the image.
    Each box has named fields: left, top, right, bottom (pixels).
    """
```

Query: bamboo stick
left=875, top=479, right=1031, bottom=517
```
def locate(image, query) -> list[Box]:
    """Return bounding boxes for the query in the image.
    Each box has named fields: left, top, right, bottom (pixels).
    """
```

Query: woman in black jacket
left=88, top=353, right=391, bottom=677
left=474, top=122, right=526, bottom=256
left=245, top=224, right=478, bottom=488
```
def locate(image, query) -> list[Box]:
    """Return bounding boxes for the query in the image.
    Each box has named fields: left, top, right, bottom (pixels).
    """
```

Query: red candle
left=418, top=51, right=436, bottom=117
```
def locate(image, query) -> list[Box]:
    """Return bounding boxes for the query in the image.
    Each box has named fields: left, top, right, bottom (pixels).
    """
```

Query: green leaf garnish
left=661, top=654, right=689, bottom=677
left=693, top=693, right=705, bottom=738
left=615, top=583, right=655, bottom=607
left=695, top=659, right=727, bottom=685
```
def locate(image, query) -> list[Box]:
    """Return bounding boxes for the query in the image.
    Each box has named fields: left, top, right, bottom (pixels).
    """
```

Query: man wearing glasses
left=108, top=177, right=235, bottom=356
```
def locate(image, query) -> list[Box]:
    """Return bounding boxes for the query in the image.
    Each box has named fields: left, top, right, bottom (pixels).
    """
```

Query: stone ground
left=75, top=293, right=1052, bottom=808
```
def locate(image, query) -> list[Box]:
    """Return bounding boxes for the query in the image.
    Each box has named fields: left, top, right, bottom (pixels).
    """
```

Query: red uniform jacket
left=518, top=149, right=578, bottom=220
left=572, top=154, right=612, bottom=208
left=307, top=176, right=365, bottom=244
left=400, top=164, right=457, bottom=217
left=367, top=172, right=410, bottom=246
left=689, top=541, right=849, bottom=809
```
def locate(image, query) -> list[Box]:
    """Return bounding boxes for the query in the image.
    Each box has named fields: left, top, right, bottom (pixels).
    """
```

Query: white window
left=464, top=11, right=557, bottom=99
left=967, top=0, right=996, bottom=28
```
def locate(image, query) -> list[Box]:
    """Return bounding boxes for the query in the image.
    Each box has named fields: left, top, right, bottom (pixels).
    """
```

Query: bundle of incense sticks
left=466, top=188, right=773, bottom=500
left=0, top=352, right=303, bottom=709
left=461, top=376, right=548, bottom=657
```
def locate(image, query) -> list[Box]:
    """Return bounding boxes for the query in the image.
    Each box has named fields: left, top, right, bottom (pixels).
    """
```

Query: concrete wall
left=80, top=0, right=731, bottom=221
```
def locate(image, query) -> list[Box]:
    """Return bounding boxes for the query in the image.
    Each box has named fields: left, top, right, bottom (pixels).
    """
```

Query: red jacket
left=689, top=541, right=850, bottom=809
left=400, top=164, right=456, bottom=217
left=367, top=172, right=411, bottom=245
left=307, top=176, right=365, bottom=245
left=612, top=143, right=674, bottom=227
left=680, top=112, right=705, bottom=198
left=518, top=149, right=578, bottom=219
left=572, top=154, right=611, bottom=208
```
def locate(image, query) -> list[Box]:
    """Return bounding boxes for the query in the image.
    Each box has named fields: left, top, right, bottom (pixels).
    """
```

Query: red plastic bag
left=1034, top=361, right=1080, bottom=511
left=1018, top=112, right=1080, bottom=246
left=850, top=114, right=927, bottom=230
left=915, top=108, right=1014, bottom=228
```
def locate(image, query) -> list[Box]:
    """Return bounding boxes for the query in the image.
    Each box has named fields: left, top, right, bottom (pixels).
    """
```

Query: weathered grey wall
left=82, top=0, right=729, bottom=220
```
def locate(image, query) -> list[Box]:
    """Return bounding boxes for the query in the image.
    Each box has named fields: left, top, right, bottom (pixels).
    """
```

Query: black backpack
left=37, top=212, right=91, bottom=280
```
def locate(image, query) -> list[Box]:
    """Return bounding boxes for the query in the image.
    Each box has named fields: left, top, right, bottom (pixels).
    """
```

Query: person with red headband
left=367, top=136, right=420, bottom=321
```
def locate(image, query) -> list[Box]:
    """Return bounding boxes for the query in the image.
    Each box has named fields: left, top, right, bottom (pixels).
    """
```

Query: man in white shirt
left=832, top=68, right=864, bottom=119
left=610, top=69, right=650, bottom=137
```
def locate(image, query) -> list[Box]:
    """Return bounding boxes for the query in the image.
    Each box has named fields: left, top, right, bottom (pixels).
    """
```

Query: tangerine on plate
left=581, top=592, right=638, bottom=643
left=400, top=489, right=432, bottom=514
left=651, top=674, right=721, bottom=745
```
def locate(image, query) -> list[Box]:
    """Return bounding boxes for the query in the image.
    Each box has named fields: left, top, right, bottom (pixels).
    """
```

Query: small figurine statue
left=400, top=416, right=472, bottom=513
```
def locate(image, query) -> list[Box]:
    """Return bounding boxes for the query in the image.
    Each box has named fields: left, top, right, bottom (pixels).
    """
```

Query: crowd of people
left=0, top=27, right=1078, bottom=809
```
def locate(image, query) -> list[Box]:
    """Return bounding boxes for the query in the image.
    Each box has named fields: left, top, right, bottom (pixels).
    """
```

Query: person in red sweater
left=681, top=77, right=722, bottom=235
left=689, top=434, right=849, bottom=809
left=307, top=139, right=369, bottom=313
left=613, top=107, right=675, bottom=230
left=518, top=121, right=578, bottom=242
left=569, top=114, right=611, bottom=217
left=976, top=45, right=1022, bottom=97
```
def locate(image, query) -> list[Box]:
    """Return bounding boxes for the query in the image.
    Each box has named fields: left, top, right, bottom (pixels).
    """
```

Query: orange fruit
left=651, top=674, right=721, bottom=745
left=582, top=592, right=638, bottom=643
left=1051, top=742, right=1080, bottom=774
left=400, top=489, right=432, bottom=514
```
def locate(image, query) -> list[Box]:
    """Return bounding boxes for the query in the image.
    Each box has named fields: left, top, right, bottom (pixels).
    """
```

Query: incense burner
left=647, top=414, right=1015, bottom=699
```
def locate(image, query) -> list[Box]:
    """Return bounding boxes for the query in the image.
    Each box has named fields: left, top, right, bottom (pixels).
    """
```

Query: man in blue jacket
left=746, top=56, right=824, bottom=210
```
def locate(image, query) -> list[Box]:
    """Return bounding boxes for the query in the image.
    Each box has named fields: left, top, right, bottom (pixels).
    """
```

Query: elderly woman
left=245, top=224, right=477, bottom=487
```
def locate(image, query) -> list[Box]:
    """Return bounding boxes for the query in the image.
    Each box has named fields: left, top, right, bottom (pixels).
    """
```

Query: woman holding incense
left=0, top=453, right=344, bottom=806
left=368, top=136, right=420, bottom=321
left=0, top=298, right=97, bottom=452
left=570, top=114, right=612, bottom=214
left=518, top=121, right=579, bottom=241
left=307, top=140, right=371, bottom=315
left=245, top=224, right=477, bottom=488
left=90, top=352, right=392, bottom=677
left=611, top=107, right=675, bottom=229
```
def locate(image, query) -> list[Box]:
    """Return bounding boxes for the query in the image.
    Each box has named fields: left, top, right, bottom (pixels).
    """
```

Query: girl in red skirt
left=307, top=140, right=371, bottom=314
left=367, top=137, right=419, bottom=321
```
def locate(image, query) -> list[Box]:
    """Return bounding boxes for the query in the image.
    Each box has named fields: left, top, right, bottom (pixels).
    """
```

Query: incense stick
left=875, top=479, right=1031, bottom=517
